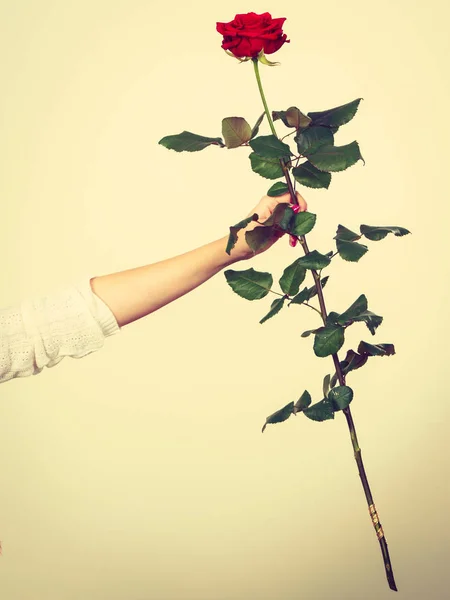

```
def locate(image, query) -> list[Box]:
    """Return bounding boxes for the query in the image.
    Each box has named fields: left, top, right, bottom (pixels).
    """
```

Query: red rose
left=216, top=12, right=289, bottom=59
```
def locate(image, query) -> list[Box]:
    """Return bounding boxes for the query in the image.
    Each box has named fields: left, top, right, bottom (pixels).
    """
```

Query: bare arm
left=90, top=192, right=307, bottom=328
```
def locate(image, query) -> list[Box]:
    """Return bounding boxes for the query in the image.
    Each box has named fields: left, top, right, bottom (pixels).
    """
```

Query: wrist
left=216, top=235, right=249, bottom=268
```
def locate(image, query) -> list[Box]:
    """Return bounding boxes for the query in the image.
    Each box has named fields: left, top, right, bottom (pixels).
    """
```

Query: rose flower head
left=216, top=12, right=289, bottom=61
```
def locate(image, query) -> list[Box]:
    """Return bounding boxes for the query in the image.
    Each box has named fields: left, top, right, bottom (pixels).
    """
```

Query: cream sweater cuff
left=77, top=277, right=121, bottom=337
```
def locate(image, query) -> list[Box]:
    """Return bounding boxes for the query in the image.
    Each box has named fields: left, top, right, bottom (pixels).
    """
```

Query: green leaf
left=292, top=162, right=332, bottom=189
left=330, top=350, right=369, bottom=388
left=358, top=341, right=396, bottom=356
left=251, top=113, right=265, bottom=140
left=279, top=259, right=307, bottom=296
left=294, top=390, right=312, bottom=412
left=295, top=126, right=334, bottom=156
left=335, top=295, right=382, bottom=334
left=341, top=349, right=369, bottom=374
left=330, top=343, right=395, bottom=383
left=326, top=311, right=340, bottom=325
left=307, top=276, right=329, bottom=299
left=249, top=135, right=293, bottom=159
left=289, top=212, right=317, bottom=236
left=322, top=374, right=331, bottom=398
left=267, top=182, right=289, bottom=197
left=360, top=224, right=411, bottom=241
left=260, top=297, right=286, bottom=324
left=245, top=226, right=277, bottom=254
left=337, top=294, right=368, bottom=324
left=288, top=276, right=329, bottom=306
left=301, top=327, right=321, bottom=338
left=303, top=398, right=335, bottom=421
left=330, top=373, right=338, bottom=389
left=249, top=152, right=284, bottom=179
left=225, top=213, right=258, bottom=255
left=314, top=324, right=345, bottom=357
left=159, top=131, right=225, bottom=152
left=224, top=268, right=273, bottom=300
left=272, top=107, right=312, bottom=129
left=352, top=311, right=383, bottom=335
left=307, top=141, right=364, bottom=173
left=336, top=238, right=368, bottom=262
left=335, top=224, right=361, bottom=242
left=222, top=117, right=252, bottom=149
left=307, top=98, right=363, bottom=128
left=263, top=203, right=294, bottom=229
left=288, top=287, right=311, bottom=306
left=297, top=250, right=331, bottom=270
left=262, top=401, right=295, bottom=432
left=328, top=385, right=354, bottom=411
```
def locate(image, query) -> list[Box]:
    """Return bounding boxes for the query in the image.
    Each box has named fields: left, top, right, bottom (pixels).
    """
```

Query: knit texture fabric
left=0, top=279, right=120, bottom=383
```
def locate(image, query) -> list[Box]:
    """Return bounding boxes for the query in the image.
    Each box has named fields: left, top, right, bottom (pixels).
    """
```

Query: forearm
left=90, top=235, right=243, bottom=327
left=89, top=192, right=306, bottom=328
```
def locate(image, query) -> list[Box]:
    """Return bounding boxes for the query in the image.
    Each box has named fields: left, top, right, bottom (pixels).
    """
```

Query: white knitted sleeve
left=0, top=278, right=121, bottom=383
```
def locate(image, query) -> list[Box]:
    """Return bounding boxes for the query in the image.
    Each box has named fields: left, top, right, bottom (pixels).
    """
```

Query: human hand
left=230, top=190, right=307, bottom=261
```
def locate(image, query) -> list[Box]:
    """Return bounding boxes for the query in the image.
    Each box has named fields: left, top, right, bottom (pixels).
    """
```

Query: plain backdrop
left=0, top=1, right=449, bottom=599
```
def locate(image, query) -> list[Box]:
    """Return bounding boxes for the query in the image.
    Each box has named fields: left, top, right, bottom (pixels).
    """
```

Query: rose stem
left=252, top=57, right=398, bottom=592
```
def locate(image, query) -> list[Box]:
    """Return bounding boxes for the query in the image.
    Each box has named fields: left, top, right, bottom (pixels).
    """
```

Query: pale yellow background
left=0, top=1, right=449, bottom=599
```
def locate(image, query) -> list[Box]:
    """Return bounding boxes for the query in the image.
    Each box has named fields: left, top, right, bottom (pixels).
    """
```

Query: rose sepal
left=255, top=50, right=281, bottom=67
left=223, top=49, right=251, bottom=63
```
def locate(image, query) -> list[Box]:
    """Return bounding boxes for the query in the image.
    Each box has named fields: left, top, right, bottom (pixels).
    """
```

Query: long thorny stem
left=252, top=57, right=398, bottom=592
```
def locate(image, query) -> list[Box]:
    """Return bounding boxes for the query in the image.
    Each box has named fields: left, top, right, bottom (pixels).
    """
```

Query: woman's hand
left=230, top=190, right=308, bottom=261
